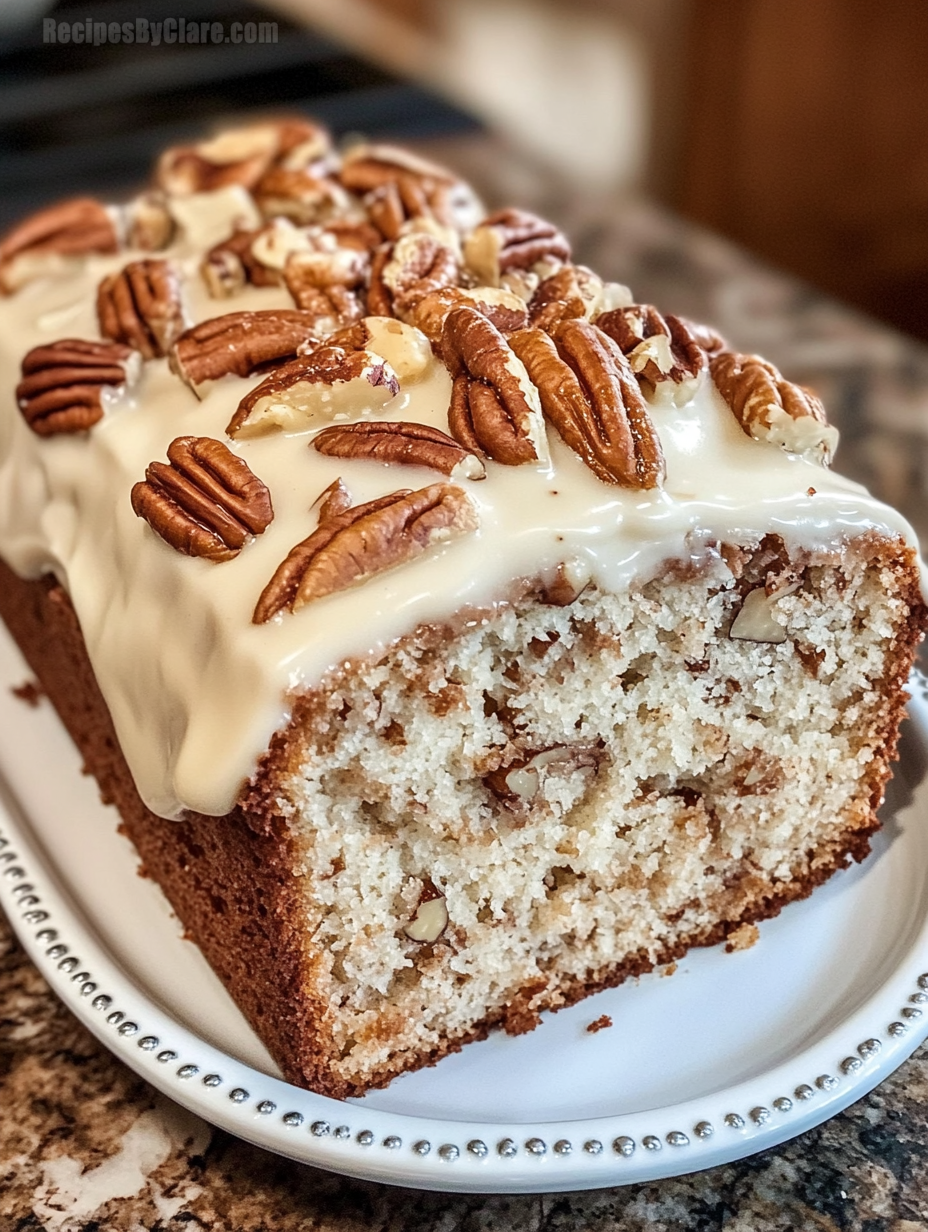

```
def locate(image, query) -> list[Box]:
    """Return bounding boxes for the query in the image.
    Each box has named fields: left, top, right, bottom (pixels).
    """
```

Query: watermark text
left=43, top=17, right=278, bottom=46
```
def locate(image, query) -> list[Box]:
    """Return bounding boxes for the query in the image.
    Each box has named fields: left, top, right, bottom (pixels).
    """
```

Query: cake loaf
left=0, top=118, right=924, bottom=1098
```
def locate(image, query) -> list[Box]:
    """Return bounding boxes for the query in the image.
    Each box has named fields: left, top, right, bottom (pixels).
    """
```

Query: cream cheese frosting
left=0, top=204, right=922, bottom=820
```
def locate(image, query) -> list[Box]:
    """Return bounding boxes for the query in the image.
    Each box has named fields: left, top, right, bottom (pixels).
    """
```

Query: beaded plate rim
left=1, top=670, right=928, bottom=1193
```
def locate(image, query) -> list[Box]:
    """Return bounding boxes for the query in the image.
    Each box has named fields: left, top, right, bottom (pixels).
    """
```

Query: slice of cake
left=0, top=119, right=924, bottom=1098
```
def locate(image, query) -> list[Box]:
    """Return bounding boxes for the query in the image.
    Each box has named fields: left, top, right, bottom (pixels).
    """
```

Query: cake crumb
left=586, top=1014, right=613, bottom=1034
left=11, top=679, right=43, bottom=707
left=662, top=962, right=678, bottom=977
left=726, top=923, right=760, bottom=953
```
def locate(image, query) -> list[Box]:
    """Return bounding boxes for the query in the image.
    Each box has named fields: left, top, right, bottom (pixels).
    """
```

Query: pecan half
left=156, top=118, right=331, bottom=194
left=710, top=351, right=839, bottom=464
left=410, top=286, right=528, bottom=352
left=169, top=309, right=319, bottom=393
left=340, top=144, right=473, bottom=233
left=509, top=320, right=665, bottom=488
left=528, top=266, right=590, bottom=332
left=312, top=421, right=486, bottom=480
left=254, top=166, right=350, bottom=225
left=681, top=317, right=727, bottom=356
left=131, top=436, right=273, bottom=562
left=253, top=482, right=478, bottom=621
left=282, top=243, right=367, bottom=329
left=368, top=232, right=460, bottom=321
left=365, top=179, right=445, bottom=242
left=227, top=345, right=400, bottom=437
left=97, top=259, right=185, bottom=359
left=0, top=198, right=119, bottom=294
left=596, top=304, right=706, bottom=402
left=442, top=306, right=548, bottom=466
left=16, top=339, right=138, bottom=436
left=464, top=209, right=570, bottom=286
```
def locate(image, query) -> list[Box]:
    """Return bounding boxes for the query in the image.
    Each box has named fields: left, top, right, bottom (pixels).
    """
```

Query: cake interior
left=259, top=531, right=922, bottom=1093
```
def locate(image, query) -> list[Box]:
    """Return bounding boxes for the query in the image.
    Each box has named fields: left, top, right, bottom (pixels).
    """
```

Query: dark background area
left=0, top=0, right=478, bottom=228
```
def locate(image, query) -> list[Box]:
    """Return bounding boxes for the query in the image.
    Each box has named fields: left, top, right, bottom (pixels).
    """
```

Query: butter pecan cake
left=0, top=117, right=925, bottom=1097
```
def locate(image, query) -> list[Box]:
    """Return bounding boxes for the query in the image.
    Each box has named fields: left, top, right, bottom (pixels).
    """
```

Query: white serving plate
left=1, top=619, right=927, bottom=1194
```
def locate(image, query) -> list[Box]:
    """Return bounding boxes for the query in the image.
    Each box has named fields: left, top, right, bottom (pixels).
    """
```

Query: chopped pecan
left=131, top=436, right=273, bottom=562
left=312, top=420, right=486, bottom=480
left=403, top=886, right=448, bottom=943
left=327, top=316, right=433, bottom=383
left=340, top=143, right=460, bottom=193
left=201, top=226, right=281, bottom=297
left=156, top=118, right=331, bottom=194
left=410, top=286, right=528, bottom=352
left=596, top=304, right=706, bottom=402
left=16, top=339, right=138, bottom=436
left=0, top=198, right=119, bottom=294
left=312, top=477, right=353, bottom=521
left=368, top=233, right=460, bottom=321
left=442, top=306, right=548, bottom=466
left=464, top=209, right=570, bottom=286
left=124, top=191, right=175, bottom=251
left=169, top=309, right=319, bottom=394
left=254, top=166, right=350, bottom=224
left=485, top=744, right=604, bottom=807
left=97, top=259, right=185, bottom=359
left=509, top=320, right=665, bottom=488
left=253, top=482, right=478, bottom=621
left=710, top=351, right=839, bottom=464
left=227, top=345, right=400, bottom=437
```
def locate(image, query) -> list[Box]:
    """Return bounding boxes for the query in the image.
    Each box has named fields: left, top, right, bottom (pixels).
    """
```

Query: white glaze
left=0, top=227, right=921, bottom=820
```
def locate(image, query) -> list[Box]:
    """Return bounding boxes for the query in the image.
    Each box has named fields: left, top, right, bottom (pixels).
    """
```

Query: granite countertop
left=4, top=132, right=928, bottom=1231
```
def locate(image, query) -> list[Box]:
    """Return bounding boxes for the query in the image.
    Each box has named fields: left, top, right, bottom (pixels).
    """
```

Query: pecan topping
left=253, top=482, right=478, bottom=621
left=710, top=351, right=839, bottom=464
left=312, top=477, right=353, bottom=521
left=410, top=286, right=528, bottom=352
left=254, top=167, right=350, bottom=225
left=365, top=179, right=445, bottom=242
left=131, top=436, right=273, bottom=562
left=464, top=209, right=570, bottom=286
left=327, top=316, right=433, bottom=383
left=443, top=307, right=548, bottom=466
left=227, top=345, right=400, bottom=438
left=169, top=309, right=319, bottom=393
left=509, top=320, right=664, bottom=488
left=0, top=198, right=118, bottom=294
left=312, top=421, right=486, bottom=480
left=596, top=304, right=706, bottom=401
left=16, top=339, right=138, bottom=436
left=340, top=144, right=473, bottom=234
left=201, top=227, right=281, bottom=297
left=681, top=317, right=727, bottom=356
left=282, top=243, right=367, bottom=330
left=97, top=259, right=185, bottom=360
left=156, top=118, right=331, bottom=194
left=124, top=191, right=175, bottom=251
left=528, top=266, right=591, bottom=332
left=368, top=233, right=460, bottom=321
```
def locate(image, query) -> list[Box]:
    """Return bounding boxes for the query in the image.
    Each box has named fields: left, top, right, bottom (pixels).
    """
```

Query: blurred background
left=3, top=0, right=927, bottom=344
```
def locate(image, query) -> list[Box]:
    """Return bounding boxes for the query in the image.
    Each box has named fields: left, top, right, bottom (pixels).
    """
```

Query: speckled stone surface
left=3, top=132, right=928, bottom=1230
